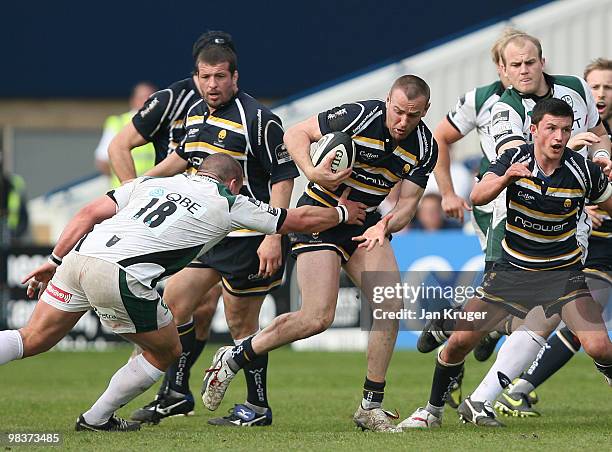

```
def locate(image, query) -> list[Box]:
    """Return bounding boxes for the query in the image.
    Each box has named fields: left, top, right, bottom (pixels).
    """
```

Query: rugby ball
left=310, top=132, right=356, bottom=173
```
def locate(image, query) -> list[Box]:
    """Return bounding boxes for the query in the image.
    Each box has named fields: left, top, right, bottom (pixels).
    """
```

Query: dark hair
left=198, top=153, right=243, bottom=186
left=390, top=75, right=430, bottom=101
left=531, top=98, right=574, bottom=125
left=193, top=31, right=237, bottom=74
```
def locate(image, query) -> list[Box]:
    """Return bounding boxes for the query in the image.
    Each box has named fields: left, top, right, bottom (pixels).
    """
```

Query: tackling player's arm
left=433, top=118, right=471, bottom=222
left=21, top=194, right=119, bottom=296
left=231, top=188, right=366, bottom=236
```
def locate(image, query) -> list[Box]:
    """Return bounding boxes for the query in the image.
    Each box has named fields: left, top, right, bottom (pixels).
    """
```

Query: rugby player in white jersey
left=0, top=154, right=365, bottom=431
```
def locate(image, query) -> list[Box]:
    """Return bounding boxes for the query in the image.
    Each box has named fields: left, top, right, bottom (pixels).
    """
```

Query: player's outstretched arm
left=470, top=162, right=530, bottom=206
left=284, top=116, right=351, bottom=190
left=433, top=118, right=471, bottom=223
left=21, top=195, right=117, bottom=298
left=278, top=188, right=366, bottom=234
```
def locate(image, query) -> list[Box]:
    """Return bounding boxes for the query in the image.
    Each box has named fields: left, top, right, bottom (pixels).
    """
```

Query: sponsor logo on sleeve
left=327, top=108, right=347, bottom=120
left=275, top=143, right=293, bottom=164
left=248, top=198, right=262, bottom=207
left=140, top=97, right=159, bottom=118
left=491, top=110, right=509, bottom=125
left=267, top=206, right=278, bottom=216
left=598, top=173, right=607, bottom=192
left=106, top=235, right=121, bottom=247
left=492, top=122, right=512, bottom=140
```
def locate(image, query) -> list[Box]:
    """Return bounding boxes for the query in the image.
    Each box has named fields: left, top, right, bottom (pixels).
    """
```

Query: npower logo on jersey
left=45, top=282, right=73, bottom=303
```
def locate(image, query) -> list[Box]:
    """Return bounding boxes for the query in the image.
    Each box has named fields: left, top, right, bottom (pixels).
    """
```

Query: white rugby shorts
left=40, top=252, right=173, bottom=334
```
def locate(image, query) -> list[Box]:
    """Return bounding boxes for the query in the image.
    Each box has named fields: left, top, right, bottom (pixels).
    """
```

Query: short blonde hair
left=498, top=32, right=543, bottom=65
left=490, top=27, right=526, bottom=64
left=584, top=58, right=612, bottom=80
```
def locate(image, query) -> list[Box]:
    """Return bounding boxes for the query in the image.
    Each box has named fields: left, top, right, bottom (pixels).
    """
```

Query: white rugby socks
left=471, top=326, right=546, bottom=403
left=0, top=330, right=24, bottom=364
left=83, top=353, right=164, bottom=425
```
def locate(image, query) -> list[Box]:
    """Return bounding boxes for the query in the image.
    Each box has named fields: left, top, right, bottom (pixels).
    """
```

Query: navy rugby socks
left=166, top=320, right=199, bottom=395
left=428, top=350, right=464, bottom=412
left=362, top=378, right=385, bottom=409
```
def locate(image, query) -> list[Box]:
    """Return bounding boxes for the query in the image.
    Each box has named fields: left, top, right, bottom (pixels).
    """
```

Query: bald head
left=197, top=153, right=243, bottom=188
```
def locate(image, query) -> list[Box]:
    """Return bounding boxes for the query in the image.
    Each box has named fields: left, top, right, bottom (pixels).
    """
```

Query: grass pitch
left=2, top=347, right=611, bottom=451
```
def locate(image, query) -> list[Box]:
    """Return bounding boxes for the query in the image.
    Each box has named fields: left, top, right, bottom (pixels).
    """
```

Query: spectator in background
left=94, top=82, right=157, bottom=187
left=1, top=171, right=29, bottom=243
left=412, top=193, right=460, bottom=232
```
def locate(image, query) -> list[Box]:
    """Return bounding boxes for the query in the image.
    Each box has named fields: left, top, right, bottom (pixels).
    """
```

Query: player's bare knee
left=446, top=332, right=477, bottom=360
left=581, top=336, right=612, bottom=362
left=307, top=311, right=335, bottom=335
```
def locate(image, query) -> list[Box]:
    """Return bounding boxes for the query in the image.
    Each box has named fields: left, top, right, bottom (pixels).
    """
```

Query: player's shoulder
left=236, top=91, right=281, bottom=123
left=474, top=80, right=505, bottom=112
left=551, top=74, right=587, bottom=95
left=166, top=77, right=197, bottom=95
left=496, top=87, right=526, bottom=121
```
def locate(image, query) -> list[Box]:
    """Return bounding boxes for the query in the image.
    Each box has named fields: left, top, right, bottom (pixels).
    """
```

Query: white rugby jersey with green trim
left=487, top=144, right=612, bottom=270
left=74, top=175, right=286, bottom=288
left=447, top=80, right=505, bottom=162
left=491, top=74, right=601, bottom=154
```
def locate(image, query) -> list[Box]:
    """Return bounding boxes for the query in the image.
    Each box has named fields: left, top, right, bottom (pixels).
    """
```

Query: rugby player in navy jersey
left=498, top=58, right=612, bottom=416
left=129, top=32, right=300, bottom=427
left=401, top=98, right=612, bottom=429
left=201, top=75, right=438, bottom=432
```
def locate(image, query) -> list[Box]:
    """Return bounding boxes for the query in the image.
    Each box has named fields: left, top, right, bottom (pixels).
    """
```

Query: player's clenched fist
left=504, top=162, right=531, bottom=183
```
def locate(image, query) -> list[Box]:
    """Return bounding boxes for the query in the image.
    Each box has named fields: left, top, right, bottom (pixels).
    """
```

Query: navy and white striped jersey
left=132, top=77, right=200, bottom=164
left=487, top=144, right=612, bottom=270
left=176, top=91, right=299, bottom=236
left=308, top=100, right=437, bottom=210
